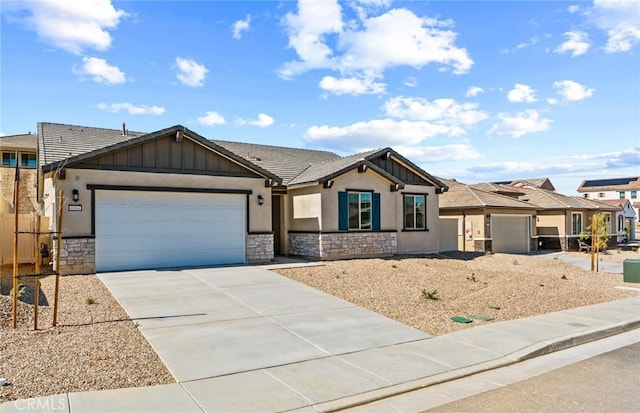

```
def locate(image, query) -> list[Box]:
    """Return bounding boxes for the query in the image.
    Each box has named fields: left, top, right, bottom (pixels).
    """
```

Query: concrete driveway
left=99, top=266, right=430, bottom=411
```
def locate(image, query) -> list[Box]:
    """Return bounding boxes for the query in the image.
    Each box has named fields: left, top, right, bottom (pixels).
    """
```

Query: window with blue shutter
left=339, top=191, right=380, bottom=231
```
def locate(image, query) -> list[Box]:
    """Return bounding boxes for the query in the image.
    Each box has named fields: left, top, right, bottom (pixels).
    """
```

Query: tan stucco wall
left=396, top=184, right=439, bottom=254
left=287, top=170, right=441, bottom=254
left=537, top=212, right=566, bottom=236
left=43, top=169, right=271, bottom=236
left=440, top=209, right=486, bottom=251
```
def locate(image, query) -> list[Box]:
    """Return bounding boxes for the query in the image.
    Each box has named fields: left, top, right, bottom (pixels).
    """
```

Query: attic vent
left=247, top=155, right=262, bottom=161
left=121, top=122, right=128, bottom=136
left=58, top=136, right=63, bottom=143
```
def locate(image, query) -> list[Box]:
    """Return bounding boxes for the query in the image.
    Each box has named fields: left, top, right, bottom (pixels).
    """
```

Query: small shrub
left=392, top=264, right=398, bottom=268
left=421, top=289, right=439, bottom=300
left=467, top=273, right=477, bottom=282
left=86, top=297, right=97, bottom=305
left=512, top=258, right=519, bottom=265
left=10, top=284, right=26, bottom=299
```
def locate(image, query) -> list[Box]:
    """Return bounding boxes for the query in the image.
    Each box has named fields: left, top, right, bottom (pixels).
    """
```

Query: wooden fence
left=0, top=213, right=50, bottom=265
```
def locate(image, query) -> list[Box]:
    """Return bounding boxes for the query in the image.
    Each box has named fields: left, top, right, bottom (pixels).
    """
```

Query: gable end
left=71, top=133, right=261, bottom=178
left=368, top=156, right=432, bottom=186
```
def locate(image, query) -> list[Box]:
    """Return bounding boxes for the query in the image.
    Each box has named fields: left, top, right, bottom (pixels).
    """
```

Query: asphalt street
left=428, top=342, right=640, bottom=413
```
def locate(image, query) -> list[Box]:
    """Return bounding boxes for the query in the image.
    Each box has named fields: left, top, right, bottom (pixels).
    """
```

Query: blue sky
left=1, top=0, right=639, bottom=194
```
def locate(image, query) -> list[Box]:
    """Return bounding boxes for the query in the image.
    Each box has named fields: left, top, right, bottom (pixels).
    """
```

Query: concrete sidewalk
left=539, top=251, right=624, bottom=273
left=2, top=271, right=639, bottom=412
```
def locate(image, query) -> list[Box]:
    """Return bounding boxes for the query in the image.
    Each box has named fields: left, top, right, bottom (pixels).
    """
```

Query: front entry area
left=95, top=190, right=246, bottom=272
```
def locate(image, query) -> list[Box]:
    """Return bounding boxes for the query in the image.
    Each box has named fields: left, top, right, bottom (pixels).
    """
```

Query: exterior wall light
left=257, top=195, right=264, bottom=206
left=72, top=189, right=80, bottom=203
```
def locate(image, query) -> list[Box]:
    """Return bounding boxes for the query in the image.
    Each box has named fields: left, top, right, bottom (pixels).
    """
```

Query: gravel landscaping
left=1, top=250, right=638, bottom=402
left=0, top=266, right=174, bottom=403
left=276, top=251, right=640, bottom=337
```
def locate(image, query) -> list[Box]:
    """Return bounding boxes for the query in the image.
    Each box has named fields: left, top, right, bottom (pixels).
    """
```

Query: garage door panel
left=96, top=190, right=246, bottom=272
left=492, top=215, right=530, bottom=254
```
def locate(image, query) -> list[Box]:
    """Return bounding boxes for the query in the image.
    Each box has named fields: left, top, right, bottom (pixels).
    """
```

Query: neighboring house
left=0, top=133, right=42, bottom=264
left=507, top=186, right=619, bottom=250
left=493, top=177, right=556, bottom=192
left=38, top=122, right=447, bottom=275
left=439, top=180, right=539, bottom=253
left=0, top=133, right=38, bottom=214
left=577, top=177, right=640, bottom=238
left=596, top=199, right=636, bottom=242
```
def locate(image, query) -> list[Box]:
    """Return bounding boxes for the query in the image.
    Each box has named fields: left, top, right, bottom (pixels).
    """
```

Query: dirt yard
left=276, top=251, right=640, bottom=337
left=0, top=265, right=174, bottom=403
left=1, top=250, right=638, bottom=402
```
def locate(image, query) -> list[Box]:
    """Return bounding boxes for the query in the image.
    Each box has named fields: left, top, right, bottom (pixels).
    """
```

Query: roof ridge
left=213, top=139, right=339, bottom=156
left=534, top=187, right=571, bottom=208
left=467, top=186, right=487, bottom=206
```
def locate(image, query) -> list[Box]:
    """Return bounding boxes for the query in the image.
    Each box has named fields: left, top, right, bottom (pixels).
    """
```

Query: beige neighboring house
left=38, top=122, right=447, bottom=275
left=0, top=133, right=42, bottom=264
left=505, top=186, right=619, bottom=251
left=0, top=133, right=38, bottom=214
left=577, top=177, right=640, bottom=239
left=439, top=179, right=538, bottom=253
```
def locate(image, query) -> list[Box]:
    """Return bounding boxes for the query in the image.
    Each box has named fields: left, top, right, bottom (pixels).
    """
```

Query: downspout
left=461, top=209, right=466, bottom=252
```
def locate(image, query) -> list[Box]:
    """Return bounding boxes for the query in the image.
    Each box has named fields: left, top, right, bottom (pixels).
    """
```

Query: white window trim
left=571, top=212, right=583, bottom=235
left=348, top=191, right=372, bottom=230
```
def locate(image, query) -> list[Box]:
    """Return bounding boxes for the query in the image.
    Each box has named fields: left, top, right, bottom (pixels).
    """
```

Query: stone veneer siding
left=288, top=231, right=397, bottom=260
left=53, top=238, right=96, bottom=275
left=246, top=233, right=274, bottom=263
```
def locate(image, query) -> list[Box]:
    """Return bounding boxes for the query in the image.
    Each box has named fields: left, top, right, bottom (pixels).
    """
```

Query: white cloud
left=319, top=75, right=386, bottom=95
left=237, top=113, right=275, bottom=128
left=552, top=80, right=595, bottom=102
left=517, top=36, right=539, bottom=49
left=394, top=144, right=483, bottom=162
left=507, top=84, right=537, bottom=103
left=280, top=2, right=473, bottom=82
left=305, top=118, right=461, bottom=152
left=554, top=31, right=591, bottom=56
left=384, top=96, right=488, bottom=126
left=97, top=102, right=165, bottom=115
left=467, top=146, right=640, bottom=178
left=176, top=57, right=208, bottom=87
left=232, top=14, right=251, bottom=39
left=74, top=57, right=126, bottom=85
left=12, top=0, right=127, bottom=54
left=465, top=86, right=484, bottom=97
left=568, top=5, right=580, bottom=13
left=592, top=0, right=640, bottom=53
left=197, top=111, right=226, bottom=126
left=403, top=76, right=417, bottom=87
left=487, top=110, right=551, bottom=138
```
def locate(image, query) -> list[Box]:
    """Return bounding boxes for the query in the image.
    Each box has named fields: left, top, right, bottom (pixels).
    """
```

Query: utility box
left=623, top=259, right=640, bottom=283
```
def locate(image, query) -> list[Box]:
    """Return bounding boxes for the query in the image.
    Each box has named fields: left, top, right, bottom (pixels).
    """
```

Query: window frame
left=403, top=193, right=427, bottom=230
left=347, top=191, right=373, bottom=231
left=631, top=190, right=637, bottom=200
left=20, top=153, right=37, bottom=168
left=571, top=212, right=583, bottom=235
left=1, top=151, right=17, bottom=167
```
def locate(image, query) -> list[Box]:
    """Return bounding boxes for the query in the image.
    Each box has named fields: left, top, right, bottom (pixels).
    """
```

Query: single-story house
left=38, top=122, right=447, bottom=274
left=438, top=179, right=539, bottom=253
left=504, top=185, right=619, bottom=251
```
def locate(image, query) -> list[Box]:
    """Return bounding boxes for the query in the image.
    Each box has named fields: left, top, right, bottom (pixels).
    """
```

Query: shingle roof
left=439, top=185, right=538, bottom=209
left=493, top=177, right=555, bottom=191
left=287, top=149, right=381, bottom=186
left=577, top=177, right=640, bottom=192
left=212, top=140, right=339, bottom=185
left=38, top=122, right=144, bottom=166
left=515, top=186, right=618, bottom=210
left=0, top=134, right=37, bottom=150
left=470, top=182, right=524, bottom=196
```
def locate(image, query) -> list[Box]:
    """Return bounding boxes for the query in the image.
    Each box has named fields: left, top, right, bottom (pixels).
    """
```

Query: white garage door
left=491, top=215, right=530, bottom=254
left=95, top=190, right=246, bottom=272
left=439, top=218, right=459, bottom=252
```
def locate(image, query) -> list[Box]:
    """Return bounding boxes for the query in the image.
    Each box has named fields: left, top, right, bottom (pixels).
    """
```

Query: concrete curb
left=302, top=318, right=640, bottom=413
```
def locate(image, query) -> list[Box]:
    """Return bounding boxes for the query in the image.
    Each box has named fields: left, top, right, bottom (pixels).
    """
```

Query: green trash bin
left=623, top=259, right=640, bottom=283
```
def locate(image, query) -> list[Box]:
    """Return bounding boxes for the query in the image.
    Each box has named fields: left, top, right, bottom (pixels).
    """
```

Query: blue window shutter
left=338, top=191, right=348, bottom=230
left=372, top=192, right=381, bottom=231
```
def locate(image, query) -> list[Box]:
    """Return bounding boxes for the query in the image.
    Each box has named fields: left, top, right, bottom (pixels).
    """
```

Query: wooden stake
left=590, top=215, right=595, bottom=272
left=34, top=214, right=41, bottom=330
left=11, top=173, right=20, bottom=329
left=52, top=191, right=63, bottom=327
